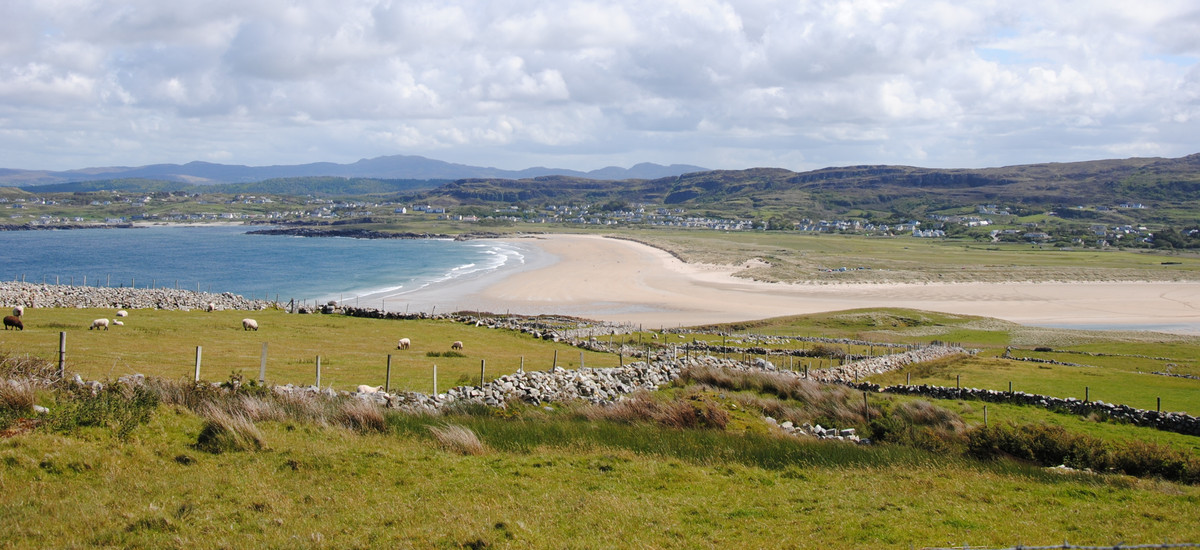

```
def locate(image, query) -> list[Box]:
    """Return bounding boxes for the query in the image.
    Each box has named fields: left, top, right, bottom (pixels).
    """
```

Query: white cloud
left=0, top=0, right=1196, bottom=172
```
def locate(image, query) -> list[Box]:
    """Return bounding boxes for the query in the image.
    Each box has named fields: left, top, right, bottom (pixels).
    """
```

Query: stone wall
left=1, top=281, right=274, bottom=311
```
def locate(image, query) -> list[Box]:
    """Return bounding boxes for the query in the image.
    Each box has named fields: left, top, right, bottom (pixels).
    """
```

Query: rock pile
left=764, top=417, right=864, bottom=443
left=0, top=282, right=274, bottom=311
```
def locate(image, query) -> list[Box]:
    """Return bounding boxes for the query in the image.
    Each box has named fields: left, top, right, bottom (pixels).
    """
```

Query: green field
left=0, top=308, right=618, bottom=392
left=3, top=307, right=1200, bottom=548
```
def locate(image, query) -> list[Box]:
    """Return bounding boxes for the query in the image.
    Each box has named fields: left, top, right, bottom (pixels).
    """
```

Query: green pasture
left=2, top=404, right=1198, bottom=549
left=869, top=355, right=1200, bottom=415
left=0, top=308, right=617, bottom=391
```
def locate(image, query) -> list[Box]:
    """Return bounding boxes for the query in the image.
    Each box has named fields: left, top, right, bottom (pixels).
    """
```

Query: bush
left=426, top=351, right=466, bottom=358
left=46, top=383, right=159, bottom=440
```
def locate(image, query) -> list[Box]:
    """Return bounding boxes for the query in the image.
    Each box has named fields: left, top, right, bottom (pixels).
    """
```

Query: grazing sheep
left=242, top=318, right=258, bottom=331
left=451, top=340, right=464, bottom=350
left=3, top=316, right=22, bottom=330
left=356, top=384, right=383, bottom=394
left=397, top=337, right=411, bottom=350
left=206, top=302, right=216, bottom=312
left=116, top=310, right=128, bottom=317
left=113, top=320, right=124, bottom=326
left=89, top=318, right=109, bottom=331
left=12, top=305, right=24, bottom=317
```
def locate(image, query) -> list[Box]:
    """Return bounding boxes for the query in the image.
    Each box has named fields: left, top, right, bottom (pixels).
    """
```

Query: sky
left=2, top=1, right=1198, bottom=173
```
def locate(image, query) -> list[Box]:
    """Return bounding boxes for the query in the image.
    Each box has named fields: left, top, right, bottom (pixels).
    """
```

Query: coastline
left=392, top=234, right=1200, bottom=334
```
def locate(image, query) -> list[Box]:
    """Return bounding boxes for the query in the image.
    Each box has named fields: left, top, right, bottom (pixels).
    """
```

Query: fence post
left=385, top=354, right=392, bottom=392
left=1008, top=381, right=1012, bottom=393
left=519, top=356, right=524, bottom=373
left=552, top=350, right=557, bottom=369
left=432, top=364, right=438, bottom=395
left=956, top=374, right=960, bottom=389
left=194, top=346, right=202, bottom=382
left=580, top=351, right=584, bottom=369
left=1085, top=386, right=1089, bottom=403
left=259, top=342, right=267, bottom=384
left=984, top=405, right=988, bottom=427
left=315, top=356, right=321, bottom=388
left=906, top=372, right=910, bottom=385
left=480, top=359, right=486, bottom=387
left=57, top=332, right=66, bottom=379
left=1157, top=397, right=1161, bottom=412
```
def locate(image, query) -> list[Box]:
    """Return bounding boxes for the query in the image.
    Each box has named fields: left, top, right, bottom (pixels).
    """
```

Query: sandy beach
left=386, top=234, right=1200, bottom=334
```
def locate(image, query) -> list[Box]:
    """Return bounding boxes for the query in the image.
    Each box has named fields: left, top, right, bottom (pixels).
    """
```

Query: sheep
left=113, top=320, right=124, bottom=326
left=3, top=316, right=22, bottom=330
left=356, top=384, right=383, bottom=394
left=116, top=310, right=128, bottom=317
left=242, top=318, right=258, bottom=331
left=89, top=318, right=109, bottom=331
left=397, top=337, right=411, bottom=350
left=206, top=302, right=216, bottom=312
left=12, top=305, right=24, bottom=317
left=451, top=340, right=464, bottom=350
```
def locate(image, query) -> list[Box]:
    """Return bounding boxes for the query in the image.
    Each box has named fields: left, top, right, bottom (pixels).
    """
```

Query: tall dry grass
left=577, top=390, right=729, bottom=430
left=682, top=366, right=865, bottom=425
left=194, top=403, right=266, bottom=453
left=427, top=422, right=487, bottom=455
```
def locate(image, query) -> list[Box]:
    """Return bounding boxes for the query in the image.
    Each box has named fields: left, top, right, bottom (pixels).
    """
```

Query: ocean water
left=0, top=225, right=527, bottom=306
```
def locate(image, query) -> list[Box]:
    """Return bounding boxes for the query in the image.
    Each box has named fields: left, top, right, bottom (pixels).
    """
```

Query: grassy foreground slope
left=3, top=399, right=1199, bottom=549
left=3, top=308, right=1200, bottom=548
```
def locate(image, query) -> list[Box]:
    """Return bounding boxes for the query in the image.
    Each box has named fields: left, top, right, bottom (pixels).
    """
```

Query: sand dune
left=387, top=234, right=1200, bottom=333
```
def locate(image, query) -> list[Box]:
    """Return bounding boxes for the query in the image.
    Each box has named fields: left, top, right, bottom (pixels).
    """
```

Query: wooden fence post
left=385, top=354, right=392, bottom=392
left=57, top=332, right=66, bottom=379
left=1084, top=386, right=1089, bottom=402
left=432, top=364, right=438, bottom=395
left=480, top=359, right=486, bottom=387
left=552, top=350, right=557, bottom=369
left=315, top=356, right=321, bottom=387
left=194, top=346, right=202, bottom=382
left=259, top=342, right=268, bottom=384
left=984, top=405, right=988, bottom=427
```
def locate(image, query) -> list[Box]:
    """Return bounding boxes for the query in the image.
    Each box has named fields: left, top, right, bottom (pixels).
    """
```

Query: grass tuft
left=337, top=399, right=387, bottom=433
left=194, top=404, right=266, bottom=454
left=427, top=422, right=487, bottom=455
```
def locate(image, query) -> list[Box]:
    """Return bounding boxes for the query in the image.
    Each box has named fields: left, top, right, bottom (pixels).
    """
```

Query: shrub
left=428, top=422, right=487, bottom=455
left=46, top=383, right=159, bottom=440
left=426, top=351, right=466, bottom=358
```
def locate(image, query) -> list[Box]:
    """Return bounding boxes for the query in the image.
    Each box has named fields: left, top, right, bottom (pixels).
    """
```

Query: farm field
left=2, top=306, right=1199, bottom=548
left=0, top=308, right=619, bottom=392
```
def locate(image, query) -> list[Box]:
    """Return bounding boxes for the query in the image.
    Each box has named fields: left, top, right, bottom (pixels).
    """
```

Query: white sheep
left=356, top=384, right=383, bottom=394
left=241, top=318, right=258, bottom=331
left=451, top=340, right=464, bottom=350
left=397, top=337, right=411, bottom=350
left=12, top=305, right=24, bottom=317
left=206, top=302, right=216, bottom=312
left=116, top=310, right=128, bottom=317
left=89, top=318, right=109, bottom=331
left=113, top=320, right=124, bottom=326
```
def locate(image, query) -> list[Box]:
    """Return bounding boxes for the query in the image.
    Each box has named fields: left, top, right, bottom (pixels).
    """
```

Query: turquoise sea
left=0, top=225, right=528, bottom=306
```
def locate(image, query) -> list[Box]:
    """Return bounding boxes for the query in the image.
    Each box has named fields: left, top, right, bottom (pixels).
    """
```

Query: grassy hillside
left=3, top=308, right=1200, bottom=548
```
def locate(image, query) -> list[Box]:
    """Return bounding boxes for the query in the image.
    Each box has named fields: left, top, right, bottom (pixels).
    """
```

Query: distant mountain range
left=0, top=155, right=708, bottom=186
